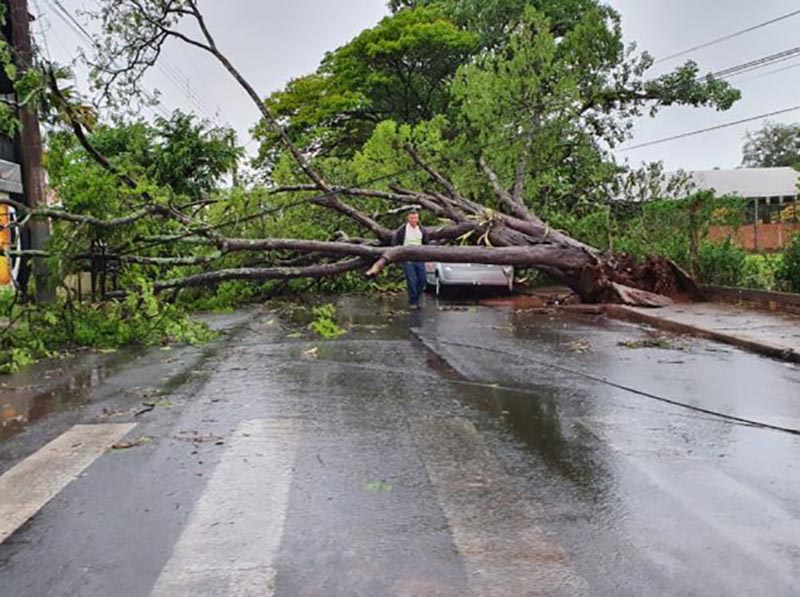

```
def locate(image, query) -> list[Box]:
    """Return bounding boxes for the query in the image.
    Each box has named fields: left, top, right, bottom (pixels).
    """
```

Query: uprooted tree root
left=579, top=254, right=703, bottom=306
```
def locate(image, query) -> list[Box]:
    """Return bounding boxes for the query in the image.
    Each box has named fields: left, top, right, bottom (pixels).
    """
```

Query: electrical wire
left=40, top=0, right=171, bottom=119
left=654, top=8, right=800, bottom=65
left=42, top=0, right=221, bottom=122
left=430, top=339, right=800, bottom=437
left=736, top=59, right=800, bottom=85
left=79, top=0, right=223, bottom=125
left=620, top=104, right=800, bottom=152
left=47, top=0, right=94, bottom=43
left=711, top=45, right=800, bottom=80
left=31, top=0, right=53, bottom=62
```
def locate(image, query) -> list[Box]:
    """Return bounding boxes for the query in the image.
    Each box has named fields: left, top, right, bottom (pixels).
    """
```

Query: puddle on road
left=421, top=346, right=607, bottom=494
left=0, top=352, right=129, bottom=442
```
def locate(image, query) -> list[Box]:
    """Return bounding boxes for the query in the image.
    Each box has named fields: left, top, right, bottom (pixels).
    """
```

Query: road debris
left=564, top=339, right=592, bottom=353
left=112, top=437, right=150, bottom=451
left=619, top=336, right=682, bottom=350
left=173, top=431, right=225, bottom=447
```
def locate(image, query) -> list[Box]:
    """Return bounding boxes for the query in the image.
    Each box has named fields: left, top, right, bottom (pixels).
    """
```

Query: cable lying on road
left=432, top=339, right=800, bottom=438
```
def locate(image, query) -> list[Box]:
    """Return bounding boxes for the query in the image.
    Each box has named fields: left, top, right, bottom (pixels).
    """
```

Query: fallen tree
left=2, top=0, right=738, bottom=306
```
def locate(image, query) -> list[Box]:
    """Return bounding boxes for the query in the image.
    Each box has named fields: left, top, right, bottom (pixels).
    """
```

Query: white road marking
left=0, top=423, right=136, bottom=544
left=410, top=417, right=588, bottom=597
left=151, top=419, right=298, bottom=597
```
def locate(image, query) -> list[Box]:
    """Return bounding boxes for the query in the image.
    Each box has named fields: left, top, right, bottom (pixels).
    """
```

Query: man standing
left=392, top=211, right=430, bottom=309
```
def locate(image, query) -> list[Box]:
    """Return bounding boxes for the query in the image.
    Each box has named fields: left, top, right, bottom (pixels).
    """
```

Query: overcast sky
left=34, top=0, right=800, bottom=171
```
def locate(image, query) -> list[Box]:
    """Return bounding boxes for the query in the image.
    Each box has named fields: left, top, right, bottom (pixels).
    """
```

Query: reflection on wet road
left=1, top=296, right=799, bottom=596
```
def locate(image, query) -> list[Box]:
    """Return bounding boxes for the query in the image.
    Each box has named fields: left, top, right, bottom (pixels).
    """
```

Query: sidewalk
left=607, top=302, right=800, bottom=364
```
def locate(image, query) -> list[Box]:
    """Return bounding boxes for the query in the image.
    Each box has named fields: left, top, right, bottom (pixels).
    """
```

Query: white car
left=426, top=263, right=514, bottom=296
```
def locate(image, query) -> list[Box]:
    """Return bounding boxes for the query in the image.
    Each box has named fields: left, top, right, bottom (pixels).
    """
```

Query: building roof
left=679, top=167, right=800, bottom=199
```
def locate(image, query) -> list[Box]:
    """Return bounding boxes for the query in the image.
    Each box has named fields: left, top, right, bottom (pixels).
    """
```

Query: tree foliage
left=388, top=0, right=614, bottom=45
left=742, top=122, right=800, bottom=169
left=262, top=4, right=738, bottom=217
left=256, top=5, right=478, bottom=164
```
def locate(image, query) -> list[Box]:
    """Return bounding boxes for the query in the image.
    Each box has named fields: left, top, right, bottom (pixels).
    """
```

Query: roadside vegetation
left=0, top=281, right=213, bottom=373
left=557, top=191, right=800, bottom=292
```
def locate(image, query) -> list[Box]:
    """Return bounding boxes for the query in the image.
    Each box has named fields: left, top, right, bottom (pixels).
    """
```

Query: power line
left=40, top=0, right=171, bottom=119
left=74, top=0, right=223, bottom=125
left=711, top=45, right=800, bottom=80
left=620, top=104, right=800, bottom=152
left=47, top=0, right=94, bottom=43
left=654, top=8, right=800, bottom=65
left=31, top=0, right=53, bottom=62
left=42, top=0, right=219, bottom=122
left=736, top=59, right=800, bottom=85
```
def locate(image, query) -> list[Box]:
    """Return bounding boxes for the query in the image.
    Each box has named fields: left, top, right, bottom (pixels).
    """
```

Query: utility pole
left=7, top=0, right=55, bottom=303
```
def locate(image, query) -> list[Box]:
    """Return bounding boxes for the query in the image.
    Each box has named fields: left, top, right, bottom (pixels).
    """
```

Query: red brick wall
left=709, top=223, right=800, bottom=252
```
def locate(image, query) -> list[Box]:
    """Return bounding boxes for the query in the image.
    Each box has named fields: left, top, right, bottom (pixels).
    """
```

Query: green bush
left=0, top=281, right=216, bottom=374
left=742, top=254, right=784, bottom=291
left=779, top=233, right=800, bottom=293
left=697, top=239, right=747, bottom=287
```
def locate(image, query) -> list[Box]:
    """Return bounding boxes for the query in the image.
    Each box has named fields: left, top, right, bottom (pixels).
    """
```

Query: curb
left=603, top=304, right=800, bottom=365
left=701, top=286, right=800, bottom=316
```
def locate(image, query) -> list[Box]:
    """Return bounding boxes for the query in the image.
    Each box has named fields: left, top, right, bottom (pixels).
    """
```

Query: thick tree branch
left=0, top=196, right=164, bottom=228
left=155, top=257, right=368, bottom=291
left=272, top=184, right=447, bottom=218
left=479, top=157, right=533, bottom=221
left=405, top=145, right=470, bottom=206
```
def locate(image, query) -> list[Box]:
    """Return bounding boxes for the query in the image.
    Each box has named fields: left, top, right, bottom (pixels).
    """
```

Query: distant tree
left=388, top=0, right=608, bottom=44
left=254, top=5, right=478, bottom=168
left=742, top=122, right=800, bottom=170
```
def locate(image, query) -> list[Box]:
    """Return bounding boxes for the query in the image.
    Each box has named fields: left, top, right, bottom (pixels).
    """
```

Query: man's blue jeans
left=402, top=262, right=427, bottom=306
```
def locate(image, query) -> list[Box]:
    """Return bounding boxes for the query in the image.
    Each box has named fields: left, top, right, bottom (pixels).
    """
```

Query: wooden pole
left=7, top=0, right=56, bottom=303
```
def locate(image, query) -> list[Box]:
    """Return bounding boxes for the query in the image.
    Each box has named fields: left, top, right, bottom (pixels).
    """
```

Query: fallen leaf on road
left=564, top=339, right=592, bottom=353
left=303, top=347, right=319, bottom=359
left=364, top=481, right=393, bottom=493
left=112, top=437, right=150, bottom=450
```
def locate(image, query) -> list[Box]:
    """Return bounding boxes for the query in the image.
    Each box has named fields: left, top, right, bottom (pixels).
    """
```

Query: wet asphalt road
left=1, top=295, right=800, bottom=596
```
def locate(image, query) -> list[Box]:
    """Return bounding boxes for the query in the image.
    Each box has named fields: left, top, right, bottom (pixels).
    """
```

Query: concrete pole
left=8, top=0, right=56, bottom=303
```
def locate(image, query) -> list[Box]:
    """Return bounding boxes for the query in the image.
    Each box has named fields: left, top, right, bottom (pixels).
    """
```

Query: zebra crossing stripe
left=0, top=423, right=137, bottom=545
left=150, top=419, right=298, bottom=597
left=410, top=417, right=588, bottom=596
